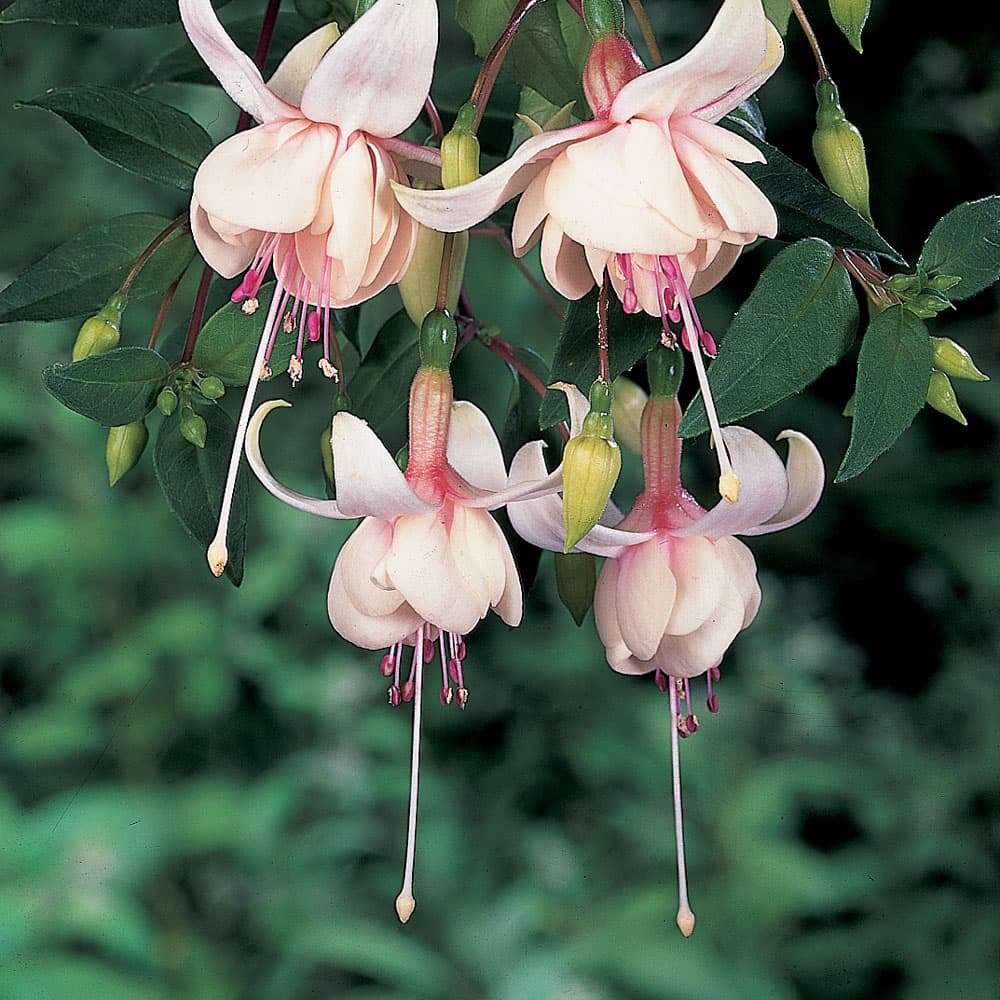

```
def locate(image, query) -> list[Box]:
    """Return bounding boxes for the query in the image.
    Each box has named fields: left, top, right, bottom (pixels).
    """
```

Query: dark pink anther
left=401, top=679, right=416, bottom=702
left=686, top=714, right=699, bottom=734
left=456, top=641, right=467, bottom=660
left=307, top=311, right=321, bottom=342
left=654, top=669, right=669, bottom=693
left=701, top=331, right=717, bottom=357
left=623, top=288, right=639, bottom=313
left=667, top=304, right=682, bottom=324
left=439, top=686, right=453, bottom=706
left=707, top=693, right=719, bottom=713
left=448, top=658, right=462, bottom=684
left=456, top=687, right=469, bottom=708
left=423, top=638, right=435, bottom=661
left=380, top=654, right=395, bottom=677
left=709, top=667, right=721, bottom=682
left=388, top=685, right=401, bottom=706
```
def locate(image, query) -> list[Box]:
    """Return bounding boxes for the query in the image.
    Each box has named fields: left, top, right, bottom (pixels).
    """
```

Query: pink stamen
left=617, top=253, right=639, bottom=313
left=307, top=311, right=321, bottom=343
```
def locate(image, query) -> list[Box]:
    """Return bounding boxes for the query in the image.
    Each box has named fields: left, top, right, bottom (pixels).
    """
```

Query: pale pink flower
left=182, top=0, right=442, bottom=575
left=507, top=384, right=823, bottom=934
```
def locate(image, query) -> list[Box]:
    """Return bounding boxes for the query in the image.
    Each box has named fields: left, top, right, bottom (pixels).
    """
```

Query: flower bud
left=199, top=375, right=226, bottom=400
left=582, top=0, right=625, bottom=38
left=180, top=407, right=208, bottom=449
left=906, top=293, right=950, bottom=319
left=611, top=376, right=647, bottom=454
left=418, top=309, right=458, bottom=370
left=157, top=386, right=178, bottom=416
left=812, top=79, right=872, bottom=221
left=931, top=337, right=989, bottom=382
left=106, top=420, right=148, bottom=487
left=561, top=380, right=622, bottom=552
left=926, top=371, right=968, bottom=426
left=440, top=104, right=480, bottom=189
left=583, top=33, right=645, bottom=119
left=398, top=226, right=469, bottom=326
left=72, top=293, right=124, bottom=362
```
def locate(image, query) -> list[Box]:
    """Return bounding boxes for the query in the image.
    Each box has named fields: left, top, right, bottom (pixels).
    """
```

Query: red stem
left=120, top=214, right=189, bottom=296
left=423, top=96, right=444, bottom=140
left=148, top=274, right=182, bottom=350
left=597, top=276, right=610, bottom=383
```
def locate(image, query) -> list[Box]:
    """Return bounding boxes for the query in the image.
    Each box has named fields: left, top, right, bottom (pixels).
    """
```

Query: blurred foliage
left=1, top=2, right=998, bottom=998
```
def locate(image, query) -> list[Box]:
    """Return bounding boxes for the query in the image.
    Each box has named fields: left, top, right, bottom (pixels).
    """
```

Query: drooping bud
left=72, top=293, right=125, bottom=362
left=199, top=375, right=226, bottom=400
left=157, top=386, right=178, bottom=416
left=440, top=103, right=480, bottom=189
left=812, top=79, right=872, bottom=222
left=561, top=379, right=622, bottom=552
left=398, top=226, right=469, bottom=326
left=582, top=0, right=625, bottom=38
left=105, top=420, right=148, bottom=487
left=418, top=309, right=458, bottom=371
left=647, top=343, right=684, bottom=399
left=583, top=33, right=646, bottom=119
left=611, top=376, right=648, bottom=454
left=926, top=371, right=968, bottom=426
left=180, top=407, right=208, bottom=448
left=931, top=337, right=990, bottom=382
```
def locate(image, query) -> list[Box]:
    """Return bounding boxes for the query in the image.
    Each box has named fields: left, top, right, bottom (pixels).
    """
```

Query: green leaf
left=554, top=551, right=596, bottom=626
left=193, top=284, right=296, bottom=386
left=725, top=119, right=905, bottom=263
left=347, top=311, right=419, bottom=434
left=0, top=214, right=195, bottom=324
left=18, top=86, right=213, bottom=190
left=680, top=239, right=858, bottom=436
left=153, top=403, right=247, bottom=586
left=42, top=347, right=171, bottom=426
left=836, top=306, right=932, bottom=482
left=917, top=197, right=1000, bottom=302
left=456, top=0, right=585, bottom=108
left=830, top=0, right=870, bottom=53
left=539, top=291, right=661, bottom=429
left=334, top=306, right=362, bottom=353
left=763, top=0, right=792, bottom=32
left=500, top=345, right=552, bottom=465
left=0, top=0, right=231, bottom=28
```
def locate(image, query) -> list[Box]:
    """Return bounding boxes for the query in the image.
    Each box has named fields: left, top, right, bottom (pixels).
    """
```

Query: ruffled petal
left=540, top=218, right=595, bottom=300
left=511, top=170, right=550, bottom=255
left=687, top=241, right=742, bottom=297
left=653, top=578, right=745, bottom=678
left=193, top=120, right=337, bottom=235
left=742, top=430, right=825, bottom=535
left=664, top=536, right=726, bottom=635
left=338, top=516, right=408, bottom=617
left=616, top=539, right=677, bottom=660
left=266, top=23, right=340, bottom=105
left=451, top=505, right=507, bottom=610
left=179, top=0, right=298, bottom=123
left=392, top=120, right=607, bottom=234
left=331, top=412, right=435, bottom=518
left=189, top=196, right=259, bottom=278
left=595, top=560, right=654, bottom=675
left=246, top=401, right=351, bottom=519
left=673, top=426, right=788, bottom=538
left=491, top=518, right=524, bottom=626
left=446, top=401, right=508, bottom=492
left=715, top=535, right=761, bottom=627
left=325, top=135, right=376, bottom=293
left=299, top=0, right=437, bottom=137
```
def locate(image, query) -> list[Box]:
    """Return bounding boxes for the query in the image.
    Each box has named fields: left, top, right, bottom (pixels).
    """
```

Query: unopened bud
left=157, top=386, right=178, bottom=416
left=180, top=408, right=208, bottom=449
left=561, top=380, right=622, bottom=552
left=582, top=0, right=625, bottom=38
left=440, top=104, right=480, bottom=189
left=418, top=309, right=458, bottom=370
left=398, top=226, right=469, bottom=326
left=931, top=337, right=989, bottom=382
left=906, top=293, right=951, bottom=319
left=320, top=427, right=334, bottom=484
left=199, top=375, right=226, bottom=400
left=105, top=420, right=148, bottom=487
left=72, top=293, right=125, bottom=362
left=884, top=273, right=922, bottom=294
left=611, top=376, right=647, bottom=454
left=812, top=79, right=872, bottom=221
left=926, top=371, right=968, bottom=426
left=583, top=33, right=645, bottom=119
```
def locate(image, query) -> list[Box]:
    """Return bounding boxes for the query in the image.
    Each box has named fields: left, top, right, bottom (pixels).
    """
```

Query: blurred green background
left=1, top=2, right=998, bottom=998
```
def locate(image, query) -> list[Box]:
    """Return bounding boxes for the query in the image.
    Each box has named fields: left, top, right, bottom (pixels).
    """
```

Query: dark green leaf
left=725, top=119, right=905, bottom=264
left=554, top=551, right=596, bottom=626
left=680, top=239, right=858, bottom=436
left=193, top=284, right=296, bottom=386
left=763, top=0, right=792, bottom=33
left=500, top=346, right=552, bottom=465
left=456, top=0, right=585, bottom=108
left=334, top=306, right=362, bottom=353
left=539, top=291, right=661, bottom=429
left=347, top=311, right=419, bottom=434
left=917, top=197, right=1000, bottom=302
left=153, top=403, right=247, bottom=586
left=830, top=0, right=870, bottom=53
left=0, top=214, right=195, bottom=324
left=0, top=0, right=231, bottom=28
left=18, top=86, right=213, bottom=190
left=836, top=306, right=932, bottom=482
left=42, top=347, right=171, bottom=426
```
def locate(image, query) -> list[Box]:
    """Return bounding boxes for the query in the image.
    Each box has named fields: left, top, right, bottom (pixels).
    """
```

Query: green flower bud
left=647, top=343, right=684, bottom=399
left=440, top=104, right=480, bottom=189
left=931, top=337, right=989, bottom=382
left=926, top=371, right=968, bottom=426
left=418, top=309, right=458, bottom=370
left=582, top=0, right=625, bottom=39
left=611, top=376, right=647, bottom=454
left=72, top=293, right=125, bottom=362
left=927, top=274, right=962, bottom=294
left=398, top=226, right=469, bottom=326
left=199, top=375, right=226, bottom=400
left=812, top=79, right=872, bottom=221
left=884, top=273, right=922, bottom=294
left=905, top=293, right=951, bottom=320
left=180, top=407, right=207, bottom=449
left=157, top=386, right=178, bottom=416
left=554, top=551, right=597, bottom=626
left=106, top=420, right=148, bottom=487
left=561, top=380, right=622, bottom=552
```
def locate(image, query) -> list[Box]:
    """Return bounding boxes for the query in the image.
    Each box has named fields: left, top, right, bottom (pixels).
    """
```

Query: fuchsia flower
left=507, top=382, right=824, bottom=934
left=180, top=0, right=442, bottom=574
left=395, top=0, right=783, bottom=502
left=244, top=363, right=564, bottom=922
